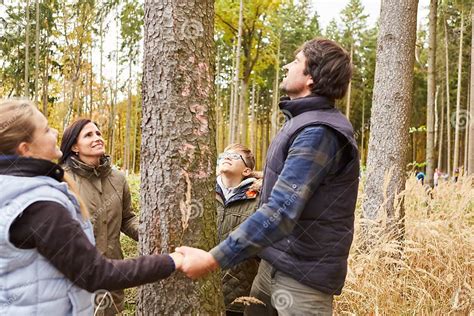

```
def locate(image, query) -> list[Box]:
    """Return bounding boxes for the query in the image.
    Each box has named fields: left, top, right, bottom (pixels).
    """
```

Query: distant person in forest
left=59, top=119, right=139, bottom=315
left=416, top=170, right=425, bottom=186
left=434, top=168, right=441, bottom=187
left=216, top=143, right=261, bottom=315
left=0, top=100, right=183, bottom=315
left=453, top=168, right=460, bottom=182
left=176, top=38, right=360, bottom=316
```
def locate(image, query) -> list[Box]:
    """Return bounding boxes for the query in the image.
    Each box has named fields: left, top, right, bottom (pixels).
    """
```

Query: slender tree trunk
left=362, top=0, right=418, bottom=237
left=464, top=87, right=470, bottom=173
left=345, top=43, right=353, bottom=119
left=132, top=102, right=138, bottom=174
left=262, top=111, right=269, bottom=164
left=239, top=78, right=249, bottom=144
left=468, top=4, right=474, bottom=175
left=228, top=43, right=236, bottom=143
left=110, top=12, right=120, bottom=163
left=444, top=17, right=452, bottom=177
left=216, top=46, right=222, bottom=152
left=25, top=0, right=30, bottom=98
left=34, top=0, right=40, bottom=106
left=125, top=60, right=132, bottom=173
left=438, top=86, right=445, bottom=170
left=89, top=45, right=93, bottom=117
left=435, top=85, right=439, bottom=148
left=108, top=85, right=116, bottom=162
left=425, top=0, right=437, bottom=187
left=231, top=0, right=243, bottom=143
left=139, top=0, right=223, bottom=314
left=361, top=94, right=366, bottom=165
left=250, top=80, right=256, bottom=156
left=42, top=33, right=49, bottom=116
left=271, top=39, right=281, bottom=139
left=453, top=10, right=464, bottom=176
left=99, top=15, right=104, bottom=109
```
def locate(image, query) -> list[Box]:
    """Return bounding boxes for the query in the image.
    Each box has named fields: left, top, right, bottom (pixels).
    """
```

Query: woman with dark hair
left=0, top=100, right=182, bottom=315
left=60, top=119, right=138, bottom=315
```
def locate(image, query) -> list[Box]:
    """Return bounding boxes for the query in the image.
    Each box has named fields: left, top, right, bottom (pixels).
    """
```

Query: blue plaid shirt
left=210, top=125, right=343, bottom=269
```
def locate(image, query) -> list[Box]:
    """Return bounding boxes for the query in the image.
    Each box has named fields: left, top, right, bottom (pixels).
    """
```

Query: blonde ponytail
left=63, top=173, right=90, bottom=220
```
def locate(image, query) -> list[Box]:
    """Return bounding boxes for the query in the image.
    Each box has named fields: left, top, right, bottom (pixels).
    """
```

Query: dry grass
left=335, top=176, right=474, bottom=315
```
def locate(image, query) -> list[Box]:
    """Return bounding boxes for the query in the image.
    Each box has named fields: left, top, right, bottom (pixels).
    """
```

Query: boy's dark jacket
left=216, top=177, right=261, bottom=313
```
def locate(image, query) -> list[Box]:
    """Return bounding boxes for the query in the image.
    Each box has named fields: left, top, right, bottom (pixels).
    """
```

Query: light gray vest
left=0, top=175, right=95, bottom=315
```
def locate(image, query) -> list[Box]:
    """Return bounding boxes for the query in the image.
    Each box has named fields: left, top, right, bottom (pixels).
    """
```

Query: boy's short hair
left=224, top=143, right=256, bottom=171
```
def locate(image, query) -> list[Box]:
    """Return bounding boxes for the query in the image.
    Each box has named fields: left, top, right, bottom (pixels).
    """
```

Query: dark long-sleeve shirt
left=9, top=201, right=175, bottom=292
left=210, top=125, right=344, bottom=268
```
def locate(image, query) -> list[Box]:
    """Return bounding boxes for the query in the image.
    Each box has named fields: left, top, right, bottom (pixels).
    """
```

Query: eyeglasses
left=218, top=152, right=249, bottom=167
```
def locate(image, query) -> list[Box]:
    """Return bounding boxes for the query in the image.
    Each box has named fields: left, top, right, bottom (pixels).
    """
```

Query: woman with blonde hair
left=0, top=100, right=182, bottom=315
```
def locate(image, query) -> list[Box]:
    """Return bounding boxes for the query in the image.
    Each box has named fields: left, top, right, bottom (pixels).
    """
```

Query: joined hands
left=169, top=246, right=219, bottom=279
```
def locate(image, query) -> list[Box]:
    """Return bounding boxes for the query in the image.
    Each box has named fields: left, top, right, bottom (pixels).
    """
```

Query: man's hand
left=175, top=246, right=219, bottom=279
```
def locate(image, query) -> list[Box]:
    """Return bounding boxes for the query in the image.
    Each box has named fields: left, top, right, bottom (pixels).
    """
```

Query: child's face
left=218, top=149, right=251, bottom=179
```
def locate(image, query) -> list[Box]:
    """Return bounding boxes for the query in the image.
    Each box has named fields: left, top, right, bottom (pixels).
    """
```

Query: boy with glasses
left=216, top=144, right=260, bottom=316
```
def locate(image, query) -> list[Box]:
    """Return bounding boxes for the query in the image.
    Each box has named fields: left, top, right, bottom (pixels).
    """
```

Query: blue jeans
left=244, top=260, right=333, bottom=316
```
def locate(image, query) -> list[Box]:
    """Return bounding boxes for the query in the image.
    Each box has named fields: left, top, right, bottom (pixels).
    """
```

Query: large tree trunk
left=452, top=10, right=464, bottom=176
left=468, top=4, right=474, bottom=175
left=444, top=17, right=452, bottom=177
left=25, top=0, right=30, bottom=98
left=138, top=0, right=223, bottom=314
left=425, top=0, right=437, bottom=187
left=362, top=0, right=418, bottom=237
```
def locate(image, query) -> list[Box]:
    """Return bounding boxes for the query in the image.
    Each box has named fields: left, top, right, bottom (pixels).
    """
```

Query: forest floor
left=120, top=174, right=473, bottom=314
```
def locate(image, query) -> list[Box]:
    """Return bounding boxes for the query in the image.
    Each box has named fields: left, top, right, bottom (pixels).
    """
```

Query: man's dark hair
left=299, top=38, right=352, bottom=100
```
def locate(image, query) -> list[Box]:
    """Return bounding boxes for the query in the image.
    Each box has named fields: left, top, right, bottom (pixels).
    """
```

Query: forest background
left=0, top=0, right=473, bottom=314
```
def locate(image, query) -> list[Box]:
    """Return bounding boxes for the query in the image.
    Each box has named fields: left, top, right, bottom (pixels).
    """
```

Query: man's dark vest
left=258, top=95, right=360, bottom=295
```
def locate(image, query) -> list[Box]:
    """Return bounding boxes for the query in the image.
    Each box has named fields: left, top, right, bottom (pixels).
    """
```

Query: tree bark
left=425, top=0, right=437, bottom=187
left=453, top=11, right=464, bottom=176
left=362, top=0, right=418, bottom=236
left=139, top=0, right=224, bottom=314
left=468, top=4, right=474, bottom=175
